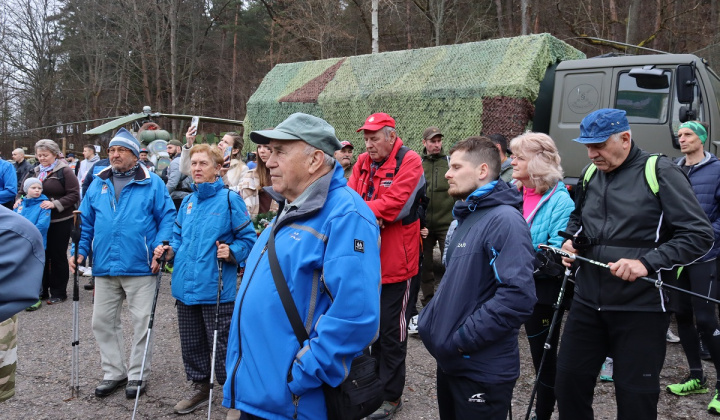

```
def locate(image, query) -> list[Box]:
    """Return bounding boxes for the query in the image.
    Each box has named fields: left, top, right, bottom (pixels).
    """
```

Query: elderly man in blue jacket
left=418, top=136, right=537, bottom=420
left=223, top=113, right=381, bottom=420
left=69, top=128, right=176, bottom=399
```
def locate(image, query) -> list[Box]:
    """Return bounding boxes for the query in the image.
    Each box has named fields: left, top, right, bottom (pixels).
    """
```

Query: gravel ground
left=3, top=269, right=720, bottom=420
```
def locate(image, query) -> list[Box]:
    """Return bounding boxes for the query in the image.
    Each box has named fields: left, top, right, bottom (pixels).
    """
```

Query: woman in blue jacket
left=153, top=144, right=256, bottom=415
left=510, top=132, right=574, bottom=420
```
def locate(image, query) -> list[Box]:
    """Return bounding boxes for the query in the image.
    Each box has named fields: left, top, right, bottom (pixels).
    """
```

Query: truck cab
left=547, top=54, right=720, bottom=186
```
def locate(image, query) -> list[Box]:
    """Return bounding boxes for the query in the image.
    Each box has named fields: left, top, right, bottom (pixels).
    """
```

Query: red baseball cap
left=339, top=141, right=354, bottom=149
left=356, top=112, right=396, bottom=132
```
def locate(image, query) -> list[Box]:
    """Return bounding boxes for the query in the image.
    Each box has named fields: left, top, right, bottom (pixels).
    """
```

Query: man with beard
left=165, top=139, right=191, bottom=210
left=417, top=136, right=536, bottom=420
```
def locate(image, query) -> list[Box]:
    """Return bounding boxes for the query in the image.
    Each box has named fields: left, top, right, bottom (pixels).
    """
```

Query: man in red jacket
left=348, top=112, right=424, bottom=420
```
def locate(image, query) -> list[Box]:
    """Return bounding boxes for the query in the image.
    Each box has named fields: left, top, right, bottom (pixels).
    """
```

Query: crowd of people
left=1, top=107, right=720, bottom=420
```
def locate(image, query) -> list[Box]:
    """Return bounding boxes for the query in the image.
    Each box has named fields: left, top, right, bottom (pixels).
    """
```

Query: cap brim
left=573, top=136, right=609, bottom=144
left=250, top=128, right=302, bottom=144
left=356, top=123, right=387, bottom=132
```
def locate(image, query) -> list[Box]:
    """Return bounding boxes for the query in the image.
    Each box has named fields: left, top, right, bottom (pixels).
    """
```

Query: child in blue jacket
left=14, top=177, right=50, bottom=311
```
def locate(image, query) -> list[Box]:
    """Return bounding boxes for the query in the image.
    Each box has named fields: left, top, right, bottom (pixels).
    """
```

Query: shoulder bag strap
left=267, top=230, right=309, bottom=345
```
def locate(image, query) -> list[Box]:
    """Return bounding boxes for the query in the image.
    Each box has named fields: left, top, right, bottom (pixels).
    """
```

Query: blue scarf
left=38, top=160, right=58, bottom=182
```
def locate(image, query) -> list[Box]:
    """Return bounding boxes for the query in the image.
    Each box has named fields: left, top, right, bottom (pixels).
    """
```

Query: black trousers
left=371, top=279, right=411, bottom=402
left=43, top=218, right=73, bottom=300
left=436, top=367, right=515, bottom=420
left=555, top=302, right=668, bottom=420
left=673, top=259, right=720, bottom=382
left=524, top=302, right=564, bottom=420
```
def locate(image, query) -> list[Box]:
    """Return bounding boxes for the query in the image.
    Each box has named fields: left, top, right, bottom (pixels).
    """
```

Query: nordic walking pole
left=70, top=210, right=82, bottom=399
left=539, top=244, right=720, bottom=305
left=524, top=267, right=571, bottom=420
left=207, top=240, right=226, bottom=420
left=132, top=240, right=169, bottom=420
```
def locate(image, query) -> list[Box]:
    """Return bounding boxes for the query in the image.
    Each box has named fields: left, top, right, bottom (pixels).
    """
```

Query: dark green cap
left=250, top=113, right=341, bottom=156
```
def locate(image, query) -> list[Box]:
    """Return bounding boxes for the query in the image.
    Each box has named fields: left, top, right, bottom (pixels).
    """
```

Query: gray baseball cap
left=250, top=113, right=341, bottom=156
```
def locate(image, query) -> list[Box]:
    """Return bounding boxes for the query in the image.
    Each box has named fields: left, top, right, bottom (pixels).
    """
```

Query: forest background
left=2, top=0, right=720, bottom=151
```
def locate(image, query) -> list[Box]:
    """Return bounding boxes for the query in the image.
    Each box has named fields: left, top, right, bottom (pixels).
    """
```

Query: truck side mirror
left=678, top=105, right=697, bottom=123
left=629, top=66, right=669, bottom=89
left=676, top=64, right=696, bottom=104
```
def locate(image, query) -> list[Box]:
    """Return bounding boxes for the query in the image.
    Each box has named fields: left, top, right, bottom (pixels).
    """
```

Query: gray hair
left=609, top=130, right=632, bottom=142
left=35, top=139, right=61, bottom=156
left=304, top=144, right=336, bottom=168
left=382, top=126, right=396, bottom=139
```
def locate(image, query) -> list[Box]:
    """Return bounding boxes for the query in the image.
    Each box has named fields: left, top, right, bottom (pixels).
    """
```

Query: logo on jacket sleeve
left=186, top=202, right=193, bottom=214
left=354, top=239, right=364, bottom=253
left=380, top=180, right=393, bottom=188
left=101, top=184, right=108, bottom=194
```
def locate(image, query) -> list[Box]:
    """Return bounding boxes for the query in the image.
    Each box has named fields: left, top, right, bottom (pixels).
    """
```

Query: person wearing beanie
left=14, top=177, right=50, bottom=312
left=665, top=120, right=720, bottom=414
left=69, top=127, right=176, bottom=399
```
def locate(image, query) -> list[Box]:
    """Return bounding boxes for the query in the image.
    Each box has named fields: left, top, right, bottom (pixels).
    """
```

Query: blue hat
left=574, top=109, right=631, bottom=144
left=109, top=128, right=141, bottom=157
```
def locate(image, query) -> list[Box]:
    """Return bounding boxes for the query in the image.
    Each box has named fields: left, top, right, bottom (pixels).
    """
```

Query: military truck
left=244, top=34, right=720, bottom=185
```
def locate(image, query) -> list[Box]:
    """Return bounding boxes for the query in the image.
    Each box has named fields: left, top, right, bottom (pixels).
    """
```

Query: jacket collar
left=97, top=162, right=152, bottom=183
left=192, top=178, right=225, bottom=199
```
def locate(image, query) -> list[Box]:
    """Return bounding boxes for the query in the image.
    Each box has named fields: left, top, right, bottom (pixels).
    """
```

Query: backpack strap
left=645, top=154, right=660, bottom=196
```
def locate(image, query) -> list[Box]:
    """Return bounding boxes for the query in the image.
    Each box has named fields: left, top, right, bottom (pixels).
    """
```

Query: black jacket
left=567, top=143, right=713, bottom=312
left=14, top=159, right=32, bottom=193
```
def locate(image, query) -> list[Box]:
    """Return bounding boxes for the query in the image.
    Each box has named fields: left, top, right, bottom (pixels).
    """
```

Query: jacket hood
left=24, top=195, right=48, bottom=204
left=453, top=179, right=522, bottom=219
left=676, top=151, right=718, bottom=168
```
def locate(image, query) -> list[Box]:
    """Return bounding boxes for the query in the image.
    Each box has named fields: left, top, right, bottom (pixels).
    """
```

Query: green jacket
left=422, top=149, right=456, bottom=232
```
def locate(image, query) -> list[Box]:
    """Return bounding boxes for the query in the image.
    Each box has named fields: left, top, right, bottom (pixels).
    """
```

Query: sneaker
left=46, top=297, right=67, bottom=305
left=163, top=263, right=174, bottom=273
left=367, top=399, right=403, bottom=419
left=709, top=389, right=720, bottom=415
left=666, top=329, right=681, bottom=343
left=25, top=300, right=42, bottom=311
left=174, top=382, right=210, bottom=414
left=125, top=380, right=147, bottom=398
left=701, top=338, right=712, bottom=360
left=78, top=266, right=87, bottom=275
left=408, top=315, right=419, bottom=335
left=95, top=377, right=128, bottom=397
left=600, top=357, right=614, bottom=382
left=667, top=376, right=709, bottom=396
left=82, top=267, right=92, bottom=277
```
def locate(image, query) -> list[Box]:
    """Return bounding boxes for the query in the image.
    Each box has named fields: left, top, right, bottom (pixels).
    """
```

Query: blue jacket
left=171, top=179, right=256, bottom=305
left=0, top=159, right=18, bottom=206
left=677, top=152, right=720, bottom=261
left=525, top=181, right=574, bottom=251
left=418, top=180, right=537, bottom=383
left=0, top=206, right=44, bottom=322
left=14, top=195, right=51, bottom=248
left=223, top=165, right=381, bottom=420
left=77, top=165, right=176, bottom=276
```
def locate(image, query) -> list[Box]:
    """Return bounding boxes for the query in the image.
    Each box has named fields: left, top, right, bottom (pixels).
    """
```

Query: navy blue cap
left=574, top=109, right=630, bottom=144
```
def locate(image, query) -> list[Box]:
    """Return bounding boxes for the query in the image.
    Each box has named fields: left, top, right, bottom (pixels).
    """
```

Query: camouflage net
left=244, top=34, right=585, bottom=154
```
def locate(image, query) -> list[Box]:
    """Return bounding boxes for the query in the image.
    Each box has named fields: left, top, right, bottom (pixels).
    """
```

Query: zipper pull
left=292, top=393, right=299, bottom=419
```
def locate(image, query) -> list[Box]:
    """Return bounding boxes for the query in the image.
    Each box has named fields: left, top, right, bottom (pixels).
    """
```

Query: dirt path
left=2, top=272, right=717, bottom=419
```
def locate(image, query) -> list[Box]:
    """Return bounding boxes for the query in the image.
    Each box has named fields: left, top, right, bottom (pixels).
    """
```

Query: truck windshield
left=615, top=71, right=671, bottom=123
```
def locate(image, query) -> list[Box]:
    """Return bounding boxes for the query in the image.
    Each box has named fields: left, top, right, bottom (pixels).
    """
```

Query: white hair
left=304, top=144, right=336, bottom=168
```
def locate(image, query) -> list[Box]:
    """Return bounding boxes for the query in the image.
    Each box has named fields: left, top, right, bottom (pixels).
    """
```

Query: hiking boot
left=95, top=377, right=128, bottom=397
left=408, top=315, right=419, bottom=335
left=84, top=277, right=95, bottom=291
left=25, top=300, right=42, bottom=311
left=125, top=380, right=147, bottom=398
left=667, top=376, right=709, bottom=396
left=46, top=297, right=67, bottom=305
left=367, top=399, right=403, bottom=419
left=599, top=357, right=613, bottom=382
left=174, top=382, right=211, bottom=414
left=666, top=329, right=680, bottom=343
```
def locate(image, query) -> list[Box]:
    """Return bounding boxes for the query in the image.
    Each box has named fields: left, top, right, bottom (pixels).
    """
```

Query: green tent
left=244, top=33, right=585, bottom=153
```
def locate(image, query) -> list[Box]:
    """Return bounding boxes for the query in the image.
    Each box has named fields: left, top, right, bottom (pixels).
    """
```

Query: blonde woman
left=510, top=132, right=574, bottom=420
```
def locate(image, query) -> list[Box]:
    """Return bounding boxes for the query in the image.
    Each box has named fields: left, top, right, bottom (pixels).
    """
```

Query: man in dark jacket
left=556, top=109, right=714, bottom=420
left=11, top=148, right=32, bottom=195
left=417, top=136, right=537, bottom=420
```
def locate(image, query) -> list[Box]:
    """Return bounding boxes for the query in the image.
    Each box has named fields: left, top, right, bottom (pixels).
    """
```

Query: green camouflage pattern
left=0, top=315, right=18, bottom=402
left=244, top=33, right=585, bottom=154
